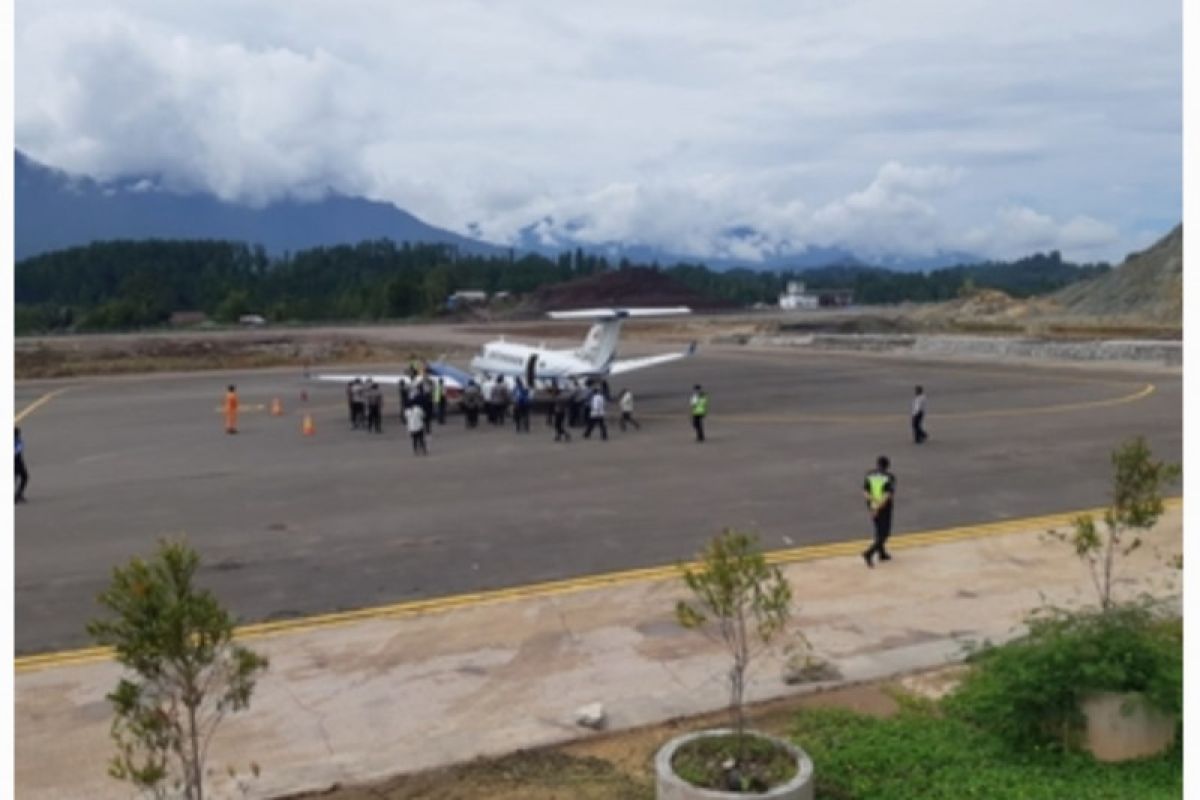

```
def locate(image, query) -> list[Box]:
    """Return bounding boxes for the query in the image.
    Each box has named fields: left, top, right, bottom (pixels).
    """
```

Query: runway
left=13, top=345, right=1181, bottom=654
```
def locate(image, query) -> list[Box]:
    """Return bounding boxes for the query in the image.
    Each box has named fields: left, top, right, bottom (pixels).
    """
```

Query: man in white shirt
left=583, top=385, right=608, bottom=440
left=911, top=385, right=928, bottom=444
left=405, top=403, right=428, bottom=455
left=618, top=389, right=640, bottom=432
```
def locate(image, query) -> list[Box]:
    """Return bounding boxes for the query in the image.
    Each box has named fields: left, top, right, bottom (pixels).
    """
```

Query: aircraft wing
left=548, top=306, right=691, bottom=321
left=311, top=372, right=465, bottom=392
left=312, top=373, right=409, bottom=385
left=608, top=341, right=698, bottom=376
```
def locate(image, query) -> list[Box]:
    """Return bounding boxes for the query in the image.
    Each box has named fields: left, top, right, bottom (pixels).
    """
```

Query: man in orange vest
left=224, top=384, right=239, bottom=434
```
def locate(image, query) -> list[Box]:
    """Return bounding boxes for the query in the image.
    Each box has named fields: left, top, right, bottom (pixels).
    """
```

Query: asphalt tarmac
left=13, top=345, right=1181, bottom=654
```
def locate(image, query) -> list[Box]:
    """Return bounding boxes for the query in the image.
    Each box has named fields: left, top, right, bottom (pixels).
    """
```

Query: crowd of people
left=336, top=363, right=708, bottom=457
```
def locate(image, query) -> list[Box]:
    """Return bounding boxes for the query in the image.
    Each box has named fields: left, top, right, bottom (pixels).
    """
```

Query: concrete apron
left=14, top=509, right=1182, bottom=799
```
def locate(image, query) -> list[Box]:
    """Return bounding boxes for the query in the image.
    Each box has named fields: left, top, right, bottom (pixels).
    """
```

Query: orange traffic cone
left=302, top=414, right=316, bottom=436
left=271, top=397, right=284, bottom=416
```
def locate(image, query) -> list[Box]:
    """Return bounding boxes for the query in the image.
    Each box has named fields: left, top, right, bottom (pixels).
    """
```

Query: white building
left=778, top=281, right=818, bottom=310
left=446, top=290, right=489, bottom=309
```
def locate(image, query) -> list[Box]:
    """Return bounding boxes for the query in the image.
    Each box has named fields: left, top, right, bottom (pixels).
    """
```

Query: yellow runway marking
left=15, top=388, right=70, bottom=423
left=641, top=382, right=1155, bottom=425
left=14, top=497, right=1180, bottom=674
left=702, top=347, right=1170, bottom=387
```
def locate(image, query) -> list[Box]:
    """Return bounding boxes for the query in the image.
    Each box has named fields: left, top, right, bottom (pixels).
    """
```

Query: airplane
left=312, top=307, right=696, bottom=400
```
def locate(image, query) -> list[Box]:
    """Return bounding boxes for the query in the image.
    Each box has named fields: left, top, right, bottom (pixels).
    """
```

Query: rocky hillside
left=1051, top=225, right=1182, bottom=324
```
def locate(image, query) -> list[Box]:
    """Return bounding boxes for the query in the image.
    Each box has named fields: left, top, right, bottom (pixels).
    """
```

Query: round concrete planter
left=655, top=729, right=814, bottom=800
left=1080, top=691, right=1178, bottom=762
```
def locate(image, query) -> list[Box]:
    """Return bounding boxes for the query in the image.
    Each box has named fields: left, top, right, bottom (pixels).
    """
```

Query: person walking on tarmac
left=493, top=378, right=511, bottom=426
left=552, top=386, right=572, bottom=442
left=583, top=384, right=608, bottom=440
left=911, top=385, right=928, bottom=444
left=570, top=380, right=588, bottom=428
left=690, top=385, right=708, bottom=442
left=224, top=385, right=240, bottom=434
left=546, top=380, right=559, bottom=427
left=862, top=455, right=896, bottom=568
left=350, top=379, right=366, bottom=429
left=347, top=379, right=358, bottom=426
left=399, top=380, right=411, bottom=418
left=366, top=381, right=383, bottom=433
left=15, top=427, right=29, bottom=504
left=516, top=379, right=535, bottom=432
left=463, top=381, right=482, bottom=428
left=434, top=378, right=447, bottom=425
left=412, top=380, right=433, bottom=435
left=618, top=388, right=640, bottom=431
left=404, top=402, right=428, bottom=455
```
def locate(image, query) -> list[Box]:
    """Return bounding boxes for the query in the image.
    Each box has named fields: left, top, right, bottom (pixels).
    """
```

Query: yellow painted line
left=705, top=346, right=1170, bottom=387
left=14, top=497, right=1180, bottom=674
left=15, top=388, right=70, bottom=423
left=640, top=382, right=1155, bottom=425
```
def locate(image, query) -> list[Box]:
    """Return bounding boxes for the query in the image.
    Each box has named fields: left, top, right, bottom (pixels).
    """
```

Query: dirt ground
left=14, top=308, right=1176, bottom=381
left=279, top=675, right=930, bottom=800
left=12, top=316, right=745, bottom=380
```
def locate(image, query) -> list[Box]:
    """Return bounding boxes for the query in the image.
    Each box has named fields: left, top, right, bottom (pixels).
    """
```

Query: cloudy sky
left=14, top=0, right=1182, bottom=263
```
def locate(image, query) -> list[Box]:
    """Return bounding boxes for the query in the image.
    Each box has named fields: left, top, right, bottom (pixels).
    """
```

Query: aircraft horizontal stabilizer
left=608, top=341, right=698, bottom=376
left=547, top=306, right=691, bottom=321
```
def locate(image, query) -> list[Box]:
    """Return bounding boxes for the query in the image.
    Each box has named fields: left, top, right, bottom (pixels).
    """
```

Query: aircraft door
left=526, top=354, right=538, bottom=385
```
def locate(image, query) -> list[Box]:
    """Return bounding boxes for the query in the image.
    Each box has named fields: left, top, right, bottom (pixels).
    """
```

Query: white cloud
left=14, top=0, right=1181, bottom=262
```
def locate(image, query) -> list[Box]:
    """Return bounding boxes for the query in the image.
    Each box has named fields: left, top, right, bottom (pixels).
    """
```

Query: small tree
left=1053, top=436, right=1180, bottom=611
left=87, top=539, right=268, bottom=800
left=676, top=529, right=792, bottom=760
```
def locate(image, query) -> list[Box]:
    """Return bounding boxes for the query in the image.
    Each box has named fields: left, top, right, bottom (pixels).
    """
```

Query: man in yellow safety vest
left=690, top=385, right=708, bottom=442
left=862, top=455, right=896, bottom=568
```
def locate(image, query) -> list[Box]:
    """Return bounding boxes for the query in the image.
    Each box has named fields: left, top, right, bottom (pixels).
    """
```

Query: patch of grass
left=671, top=733, right=797, bottom=793
left=294, top=749, right=654, bottom=800
left=790, top=707, right=1181, bottom=800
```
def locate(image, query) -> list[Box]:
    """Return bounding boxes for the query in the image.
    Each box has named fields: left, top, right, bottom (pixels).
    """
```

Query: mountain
left=14, top=151, right=504, bottom=261
left=512, top=215, right=976, bottom=272
left=1050, top=224, right=1182, bottom=324
left=15, top=150, right=979, bottom=270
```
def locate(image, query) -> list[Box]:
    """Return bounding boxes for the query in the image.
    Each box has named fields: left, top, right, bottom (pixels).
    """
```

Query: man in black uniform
left=862, top=455, right=896, bottom=568
left=366, top=382, right=383, bottom=433
left=552, top=386, right=572, bottom=442
left=15, top=427, right=29, bottom=504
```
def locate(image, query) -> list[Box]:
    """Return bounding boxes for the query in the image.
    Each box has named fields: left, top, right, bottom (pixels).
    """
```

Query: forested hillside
left=15, top=238, right=1111, bottom=333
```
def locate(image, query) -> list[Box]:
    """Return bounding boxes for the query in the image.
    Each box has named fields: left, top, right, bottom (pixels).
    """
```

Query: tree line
left=14, top=238, right=1110, bottom=333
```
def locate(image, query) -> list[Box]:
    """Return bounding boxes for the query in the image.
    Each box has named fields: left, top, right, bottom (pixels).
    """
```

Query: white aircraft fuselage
left=314, top=307, right=695, bottom=398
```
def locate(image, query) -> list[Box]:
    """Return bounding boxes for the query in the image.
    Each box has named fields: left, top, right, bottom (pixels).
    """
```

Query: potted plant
left=655, top=530, right=814, bottom=798
left=1048, top=436, right=1182, bottom=760
left=947, top=602, right=1181, bottom=761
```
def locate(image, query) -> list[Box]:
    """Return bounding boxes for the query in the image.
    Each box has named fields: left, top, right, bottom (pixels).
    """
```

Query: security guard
left=862, top=455, right=896, bottom=567
left=690, top=385, right=708, bottom=442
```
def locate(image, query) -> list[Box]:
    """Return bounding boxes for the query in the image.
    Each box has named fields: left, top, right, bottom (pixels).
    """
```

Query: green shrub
left=791, top=706, right=1181, bottom=800
left=944, top=604, right=1181, bottom=751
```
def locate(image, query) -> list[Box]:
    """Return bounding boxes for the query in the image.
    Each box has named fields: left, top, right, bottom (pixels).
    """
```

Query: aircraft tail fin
left=547, top=307, right=691, bottom=370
